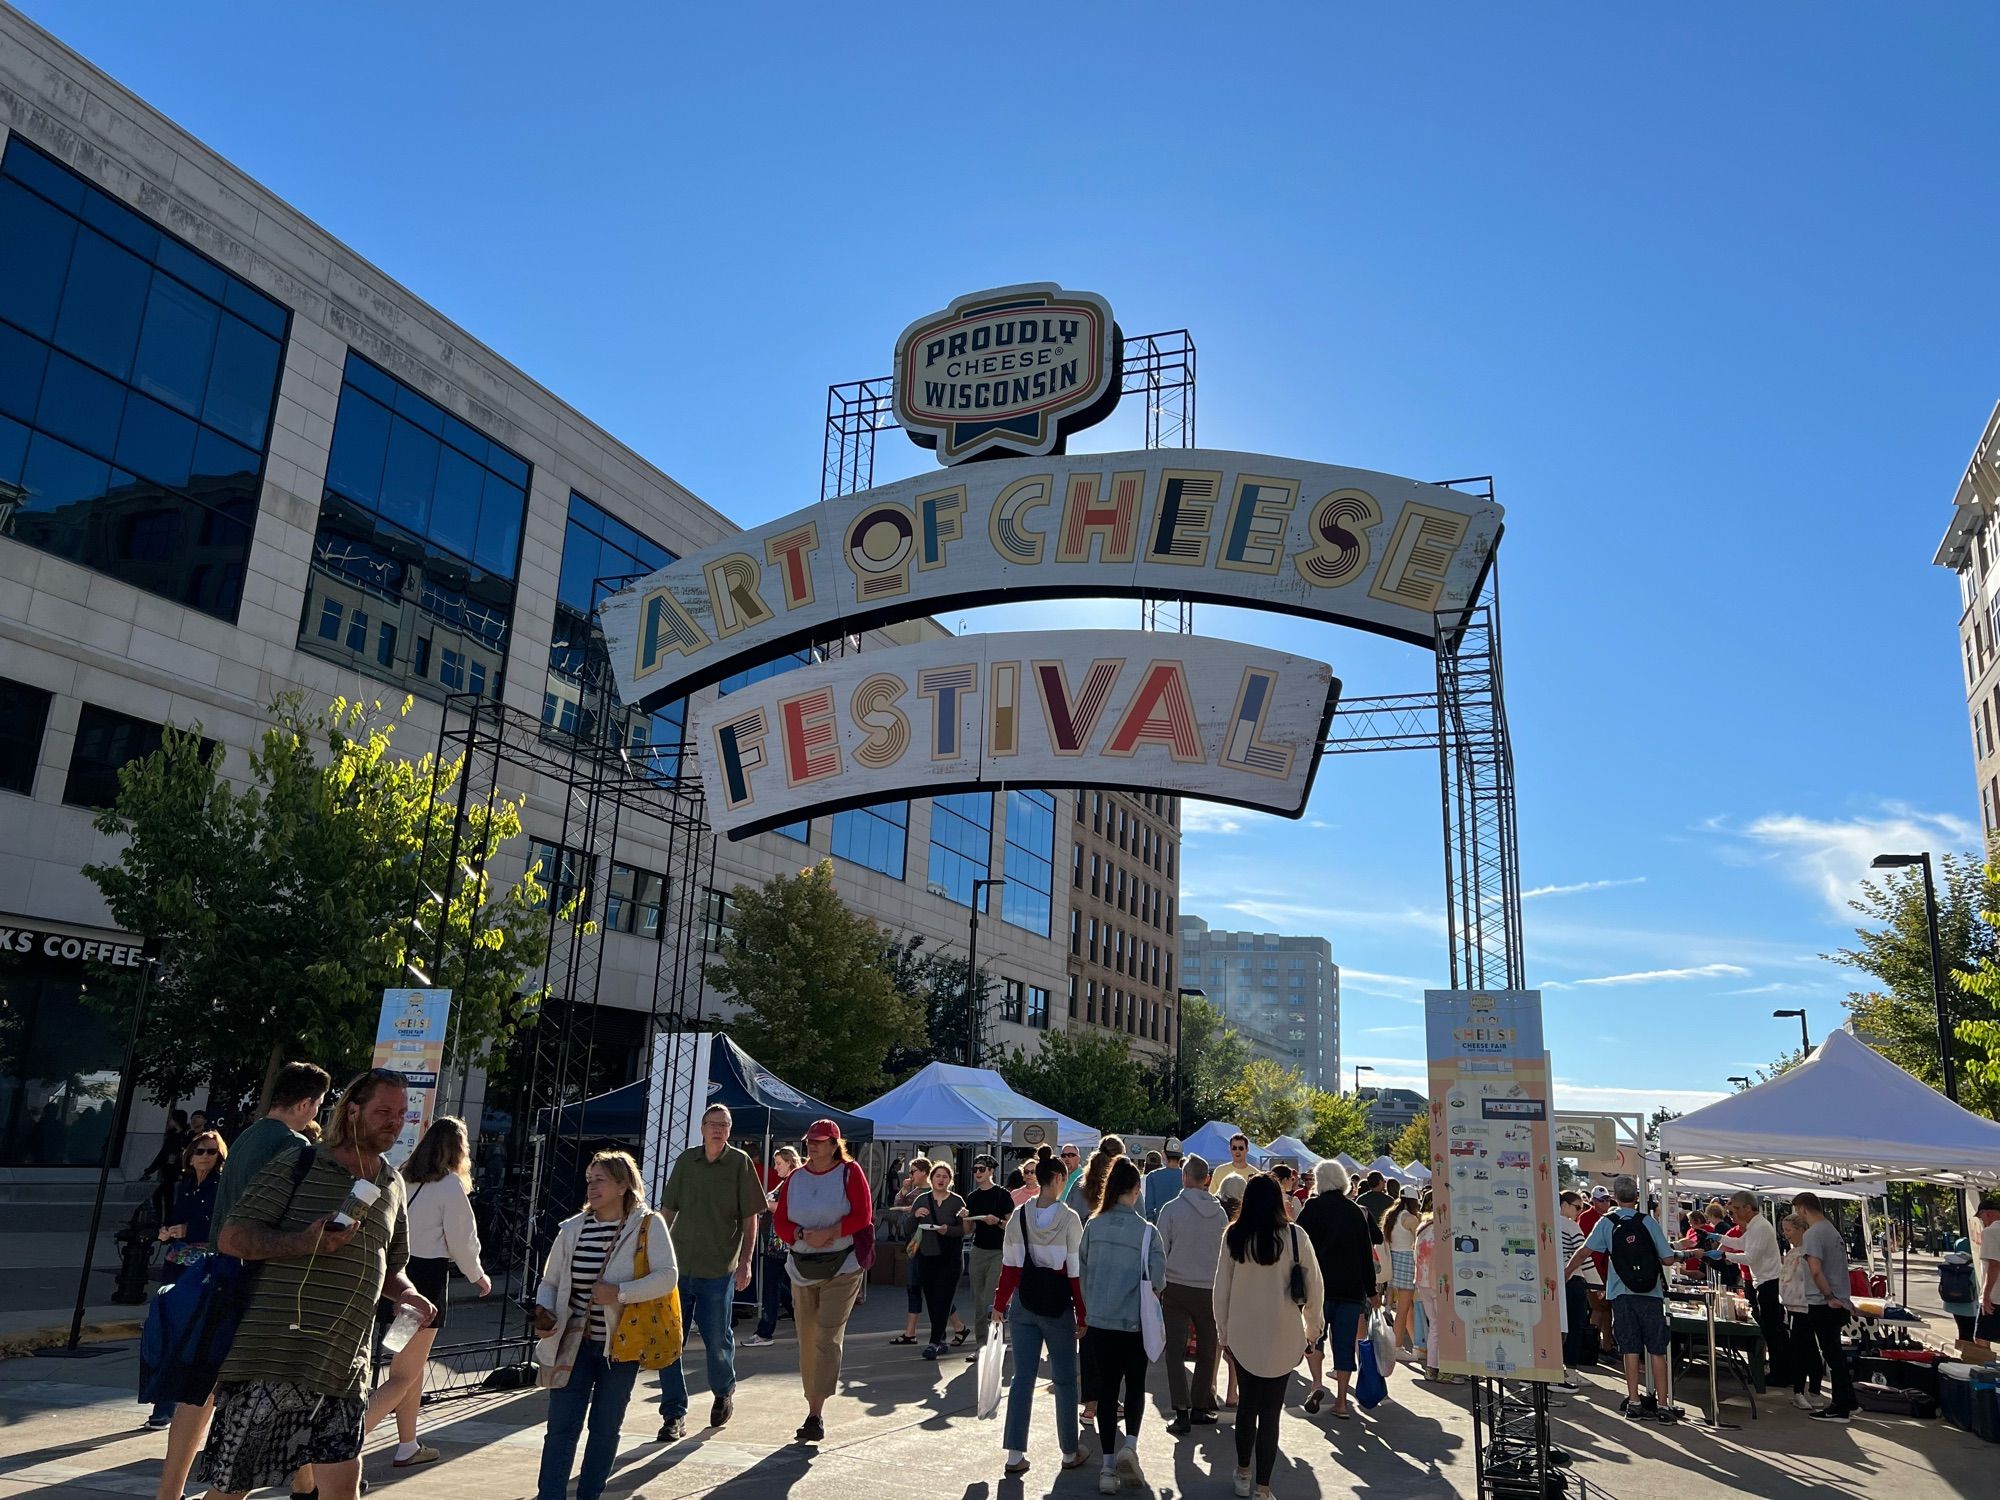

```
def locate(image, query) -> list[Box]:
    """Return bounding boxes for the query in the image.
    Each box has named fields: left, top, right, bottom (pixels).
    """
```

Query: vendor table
left=1668, top=1308, right=1767, bottom=1394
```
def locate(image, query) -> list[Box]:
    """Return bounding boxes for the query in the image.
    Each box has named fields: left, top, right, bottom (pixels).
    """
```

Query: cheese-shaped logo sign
left=894, top=282, right=1122, bottom=463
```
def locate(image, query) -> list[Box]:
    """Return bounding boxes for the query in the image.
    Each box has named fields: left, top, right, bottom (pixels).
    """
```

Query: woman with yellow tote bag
left=532, top=1152, right=679, bottom=1500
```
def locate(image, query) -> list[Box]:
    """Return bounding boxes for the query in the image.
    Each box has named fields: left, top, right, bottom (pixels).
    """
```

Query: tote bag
left=975, top=1322, right=1007, bottom=1418
left=1138, top=1222, right=1166, bottom=1362
left=610, top=1213, right=684, bottom=1370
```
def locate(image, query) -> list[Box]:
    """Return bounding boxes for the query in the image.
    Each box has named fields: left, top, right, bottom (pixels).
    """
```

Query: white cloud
left=1722, top=806, right=1975, bottom=917
left=1522, top=877, right=1646, bottom=901
left=1570, top=963, right=1750, bottom=987
left=1219, top=898, right=1448, bottom=937
left=1180, top=803, right=1249, bottom=836
left=1343, top=1053, right=1724, bottom=1117
left=1341, top=968, right=1431, bottom=1002
left=1717, top=981, right=1812, bottom=997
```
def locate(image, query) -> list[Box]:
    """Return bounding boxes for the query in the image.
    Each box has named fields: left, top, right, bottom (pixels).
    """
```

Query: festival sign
left=373, top=987, right=452, bottom=1167
left=1424, top=988, right=1563, bottom=1383
left=893, top=282, right=1123, bottom=463
left=691, top=630, right=1338, bottom=840
left=600, top=448, right=1501, bottom=711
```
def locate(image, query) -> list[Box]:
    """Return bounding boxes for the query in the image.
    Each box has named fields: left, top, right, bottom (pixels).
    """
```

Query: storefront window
left=0, top=920, right=144, bottom=1166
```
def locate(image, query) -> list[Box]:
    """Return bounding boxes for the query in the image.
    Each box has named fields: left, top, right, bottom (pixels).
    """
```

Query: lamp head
left=1773, top=1008, right=1804, bottom=1020
left=1870, top=854, right=1921, bottom=869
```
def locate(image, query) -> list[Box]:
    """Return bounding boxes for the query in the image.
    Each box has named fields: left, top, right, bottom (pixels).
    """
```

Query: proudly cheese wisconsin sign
left=598, top=447, right=1501, bottom=711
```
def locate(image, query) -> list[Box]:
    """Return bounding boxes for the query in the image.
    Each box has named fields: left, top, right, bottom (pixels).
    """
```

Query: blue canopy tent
left=1182, top=1120, right=1267, bottom=1168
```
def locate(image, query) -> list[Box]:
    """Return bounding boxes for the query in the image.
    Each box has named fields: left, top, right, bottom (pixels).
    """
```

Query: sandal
left=952, top=1328, right=970, bottom=1346
left=888, top=1333, right=918, bottom=1345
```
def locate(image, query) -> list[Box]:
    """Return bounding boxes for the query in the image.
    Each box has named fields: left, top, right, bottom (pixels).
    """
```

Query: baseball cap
left=804, top=1119, right=840, bottom=1143
left=1589, top=1186, right=1611, bottom=1201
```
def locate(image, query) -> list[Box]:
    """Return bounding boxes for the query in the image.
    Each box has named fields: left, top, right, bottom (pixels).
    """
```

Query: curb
left=0, top=1316, right=145, bottom=1359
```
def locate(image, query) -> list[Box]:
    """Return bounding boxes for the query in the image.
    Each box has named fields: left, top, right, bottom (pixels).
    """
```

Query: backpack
left=1939, top=1257, right=1975, bottom=1306
left=1012, top=1210, right=1073, bottom=1318
left=1606, top=1211, right=1663, bottom=1296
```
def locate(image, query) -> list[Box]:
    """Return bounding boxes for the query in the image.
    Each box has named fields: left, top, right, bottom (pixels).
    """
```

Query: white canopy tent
left=1402, top=1160, right=1433, bottom=1183
left=1657, top=1028, right=2000, bottom=1188
left=1262, top=1134, right=1325, bottom=1169
left=856, top=1061, right=1099, bottom=1148
left=1367, top=1155, right=1411, bottom=1182
left=1334, top=1152, right=1364, bottom=1176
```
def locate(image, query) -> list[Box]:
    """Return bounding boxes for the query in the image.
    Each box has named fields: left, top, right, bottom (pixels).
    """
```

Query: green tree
left=1177, top=994, right=1250, bottom=1126
left=999, top=1030, right=1168, bottom=1134
left=1645, top=1107, right=1681, bottom=1147
left=707, top=861, right=924, bottom=1108
left=879, top=936, right=992, bottom=1076
left=84, top=696, right=551, bottom=1108
left=1385, top=1114, right=1432, bottom=1169
left=1220, top=1058, right=1312, bottom=1142
left=1302, top=1088, right=1374, bottom=1160
left=1828, top=851, right=2000, bottom=1116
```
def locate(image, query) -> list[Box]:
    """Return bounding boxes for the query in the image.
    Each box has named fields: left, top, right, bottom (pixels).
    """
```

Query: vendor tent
left=1335, top=1152, right=1363, bottom=1176
left=1183, top=1121, right=1266, bottom=1167
left=1263, top=1135, right=1324, bottom=1169
left=1367, top=1156, right=1410, bottom=1181
left=1658, top=1027, right=2000, bottom=1188
left=1402, top=1160, right=1433, bottom=1183
left=548, top=1034, right=873, bottom=1144
left=857, top=1061, right=1098, bottom=1148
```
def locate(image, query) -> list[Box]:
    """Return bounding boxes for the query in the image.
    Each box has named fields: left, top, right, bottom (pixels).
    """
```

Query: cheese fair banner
left=373, top=987, right=452, bottom=1168
left=692, top=630, right=1339, bottom=840
left=600, top=448, right=1501, bottom=711
left=1423, top=988, right=1563, bottom=1383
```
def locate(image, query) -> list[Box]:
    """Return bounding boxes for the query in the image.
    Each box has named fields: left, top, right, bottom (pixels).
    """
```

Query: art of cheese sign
left=599, top=447, right=1501, bottom=712
left=1423, top=989, right=1563, bottom=1383
left=692, top=630, right=1339, bottom=840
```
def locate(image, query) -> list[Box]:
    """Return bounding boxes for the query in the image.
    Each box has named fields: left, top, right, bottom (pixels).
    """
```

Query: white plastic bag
left=976, top=1321, right=1006, bottom=1418
left=1139, top=1223, right=1166, bottom=1361
left=1370, top=1309, right=1398, bottom=1379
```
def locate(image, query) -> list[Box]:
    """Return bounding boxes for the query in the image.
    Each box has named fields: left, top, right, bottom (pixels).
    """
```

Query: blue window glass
left=831, top=801, right=908, bottom=879
left=927, top=792, right=994, bottom=908
left=0, top=415, right=28, bottom=483
left=302, top=350, right=528, bottom=701
left=1001, top=789, right=1056, bottom=936
left=53, top=228, right=150, bottom=379
left=131, top=272, right=220, bottom=415
left=0, top=178, right=76, bottom=337
left=774, top=822, right=812, bottom=845
left=0, top=138, right=284, bottom=620
left=317, top=598, right=343, bottom=640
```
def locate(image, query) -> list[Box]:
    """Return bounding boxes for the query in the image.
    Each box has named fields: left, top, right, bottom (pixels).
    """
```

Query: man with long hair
left=194, top=1068, right=434, bottom=1500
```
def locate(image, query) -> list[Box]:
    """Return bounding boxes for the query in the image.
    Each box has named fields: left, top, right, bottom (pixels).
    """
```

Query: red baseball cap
left=805, top=1119, right=840, bottom=1142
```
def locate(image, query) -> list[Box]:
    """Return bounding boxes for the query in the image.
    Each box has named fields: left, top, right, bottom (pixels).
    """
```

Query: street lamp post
left=1773, top=1008, right=1810, bottom=1058
left=1727, top=1075, right=1752, bottom=1090
left=964, top=877, right=1007, bottom=1066
left=1354, top=1063, right=1374, bottom=1096
left=1872, top=852, right=1968, bottom=1241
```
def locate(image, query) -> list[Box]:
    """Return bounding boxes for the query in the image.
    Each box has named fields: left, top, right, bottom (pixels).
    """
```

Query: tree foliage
left=1828, top=852, right=2000, bottom=1117
left=707, top=860, right=925, bottom=1109
left=1302, top=1088, right=1374, bottom=1161
left=1386, top=1114, right=1433, bottom=1169
left=999, top=1029, right=1171, bottom=1135
left=1645, top=1107, right=1681, bottom=1147
left=1177, top=994, right=1250, bottom=1126
left=82, top=696, right=551, bottom=1109
left=1220, top=1058, right=1312, bottom=1141
left=879, top=936, right=992, bottom=1077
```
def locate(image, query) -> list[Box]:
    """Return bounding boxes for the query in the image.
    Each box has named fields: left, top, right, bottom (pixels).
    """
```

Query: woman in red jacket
left=770, top=1120, right=873, bottom=1443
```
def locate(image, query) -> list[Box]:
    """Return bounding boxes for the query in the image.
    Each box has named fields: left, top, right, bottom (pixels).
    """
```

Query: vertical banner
left=1424, top=989, right=1562, bottom=1382
left=374, top=988, right=452, bottom=1167
left=644, top=1030, right=715, bottom=1205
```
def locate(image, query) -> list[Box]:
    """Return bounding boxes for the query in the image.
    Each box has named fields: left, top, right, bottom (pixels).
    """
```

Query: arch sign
left=692, top=629, right=1338, bottom=839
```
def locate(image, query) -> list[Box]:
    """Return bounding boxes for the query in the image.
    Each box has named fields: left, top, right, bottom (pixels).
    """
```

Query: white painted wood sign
left=691, top=630, right=1339, bottom=840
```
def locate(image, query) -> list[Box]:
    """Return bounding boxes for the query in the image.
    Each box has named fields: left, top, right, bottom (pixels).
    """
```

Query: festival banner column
left=1424, top=988, right=1562, bottom=1382
left=374, top=988, right=452, bottom=1167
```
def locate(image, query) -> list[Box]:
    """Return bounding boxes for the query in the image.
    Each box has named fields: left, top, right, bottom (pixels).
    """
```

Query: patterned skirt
left=194, top=1379, right=365, bottom=1493
left=1391, top=1249, right=1416, bottom=1289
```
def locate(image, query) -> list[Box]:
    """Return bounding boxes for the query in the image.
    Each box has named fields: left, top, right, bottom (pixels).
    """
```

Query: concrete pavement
left=0, top=1288, right=1991, bottom=1498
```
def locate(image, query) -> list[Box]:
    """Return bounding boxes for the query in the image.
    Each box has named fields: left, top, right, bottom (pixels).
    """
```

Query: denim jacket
left=1078, top=1202, right=1167, bottom=1332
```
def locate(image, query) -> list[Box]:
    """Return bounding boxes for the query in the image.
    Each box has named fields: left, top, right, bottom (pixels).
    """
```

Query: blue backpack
left=139, top=1147, right=316, bottom=1404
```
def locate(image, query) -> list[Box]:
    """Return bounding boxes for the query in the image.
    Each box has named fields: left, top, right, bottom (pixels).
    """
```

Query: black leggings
left=1235, top=1370, right=1287, bottom=1485
left=1786, top=1310, right=1821, bottom=1394
left=919, top=1250, right=960, bottom=1343
left=1083, top=1327, right=1148, bottom=1453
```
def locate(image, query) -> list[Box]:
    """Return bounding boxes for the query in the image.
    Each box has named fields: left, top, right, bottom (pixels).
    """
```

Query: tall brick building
left=1063, top=790, right=1182, bottom=1060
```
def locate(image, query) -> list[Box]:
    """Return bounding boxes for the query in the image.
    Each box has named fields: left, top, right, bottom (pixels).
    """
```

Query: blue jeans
left=657, top=1272, right=736, bottom=1418
left=755, top=1251, right=792, bottom=1338
left=1004, top=1303, right=1079, bottom=1455
left=538, top=1340, right=638, bottom=1500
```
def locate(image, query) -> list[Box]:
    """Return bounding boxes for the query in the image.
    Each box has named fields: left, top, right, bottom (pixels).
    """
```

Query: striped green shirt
left=218, top=1145, right=408, bottom=1396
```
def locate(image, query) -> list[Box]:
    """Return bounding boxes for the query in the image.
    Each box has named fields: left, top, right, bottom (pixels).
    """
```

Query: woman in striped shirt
left=533, top=1151, right=677, bottom=1500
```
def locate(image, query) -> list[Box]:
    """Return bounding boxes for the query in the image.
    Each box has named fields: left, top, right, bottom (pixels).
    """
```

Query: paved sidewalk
left=0, top=1290, right=1990, bottom=1498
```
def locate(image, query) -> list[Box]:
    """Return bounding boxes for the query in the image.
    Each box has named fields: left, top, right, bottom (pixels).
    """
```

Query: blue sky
left=27, top=3, right=2000, bottom=1118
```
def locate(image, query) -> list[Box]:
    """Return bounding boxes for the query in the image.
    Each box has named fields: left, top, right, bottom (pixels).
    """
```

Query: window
left=316, top=597, right=343, bottom=641
left=1088, top=917, right=1098, bottom=963
left=1092, top=793, right=1102, bottom=832
left=1067, top=975, right=1078, bottom=1018
left=831, top=800, right=908, bottom=878
left=702, top=887, right=738, bottom=950
left=927, top=791, right=994, bottom=907
left=1090, top=853, right=1100, bottom=896
left=774, top=821, right=811, bottom=845
left=1027, top=985, right=1049, bottom=1030
left=1086, top=980, right=1097, bottom=1023
left=1072, top=842, right=1083, bottom=887
left=63, top=702, right=213, bottom=809
left=1002, top=978, right=1025, bottom=1024
left=606, top=862, right=665, bottom=937
left=1001, top=789, right=1055, bottom=935
left=544, top=493, right=685, bottom=778
left=1115, top=929, right=1125, bottom=974
left=1070, top=910, right=1081, bottom=955
left=0, top=677, right=53, bottom=794
left=1117, top=868, right=1127, bottom=911
left=0, top=139, right=284, bottom=620
left=526, top=839, right=594, bottom=915
left=303, top=351, right=527, bottom=699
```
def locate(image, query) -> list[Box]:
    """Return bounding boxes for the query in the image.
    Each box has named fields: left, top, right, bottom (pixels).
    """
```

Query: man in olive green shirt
left=655, top=1103, right=763, bottom=1440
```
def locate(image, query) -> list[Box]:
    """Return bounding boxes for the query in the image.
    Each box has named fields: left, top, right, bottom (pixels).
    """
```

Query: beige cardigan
left=1213, top=1225, right=1327, bottom=1378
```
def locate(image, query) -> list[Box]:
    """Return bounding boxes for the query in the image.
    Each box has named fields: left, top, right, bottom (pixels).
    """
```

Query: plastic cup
left=380, top=1303, right=423, bottom=1355
left=334, top=1178, right=381, bottom=1229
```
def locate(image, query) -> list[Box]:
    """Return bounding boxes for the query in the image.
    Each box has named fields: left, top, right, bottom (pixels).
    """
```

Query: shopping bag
left=1369, top=1309, right=1398, bottom=1379
left=976, top=1322, right=1006, bottom=1419
left=609, top=1214, right=683, bottom=1371
left=1356, top=1339, right=1389, bottom=1409
left=1138, top=1223, right=1166, bottom=1362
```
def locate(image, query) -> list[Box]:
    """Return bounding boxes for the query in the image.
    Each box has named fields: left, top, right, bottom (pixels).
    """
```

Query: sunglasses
left=190, top=1148, right=219, bottom=1157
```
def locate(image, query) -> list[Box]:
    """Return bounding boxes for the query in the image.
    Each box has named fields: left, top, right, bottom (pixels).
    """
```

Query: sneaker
left=710, top=1394, right=734, bottom=1428
left=1115, top=1445, right=1142, bottom=1484
left=1554, top=1378, right=1582, bottom=1393
left=1062, top=1446, right=1093, bottom=1471
left=657, top=1416, right=686, bottom=1442
left=921, top=1341, right=943, bottom=1360
left=1097, top=1470, right=1120, bottom=1495
left=1004, top=1456, right=1031, bottom=1477
left=143, top=1413, right=173, bottom=1430
left=795, top=1414, right=825, bottom=1443
left=1655, top=1403, right=1683, bottom=1424
left=1809, top=1407, right=1851, bottom=1423
left=391, top=1445, right=441, bottom=1468
left=1233, top=1469, right=1254, bottom=1498
left=1190, top=1408, right=1219, bottom=1424
left=741, top=1333, right=776, bottom=1347
left=1166, top=1409, right=1192, bottom=1435
left=1791, top=1393, right=1821, bottom=1412
left=1639, top=1394, right=1661, bottom=1422
left=1620, top=1397, right=1647, bottom=1421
